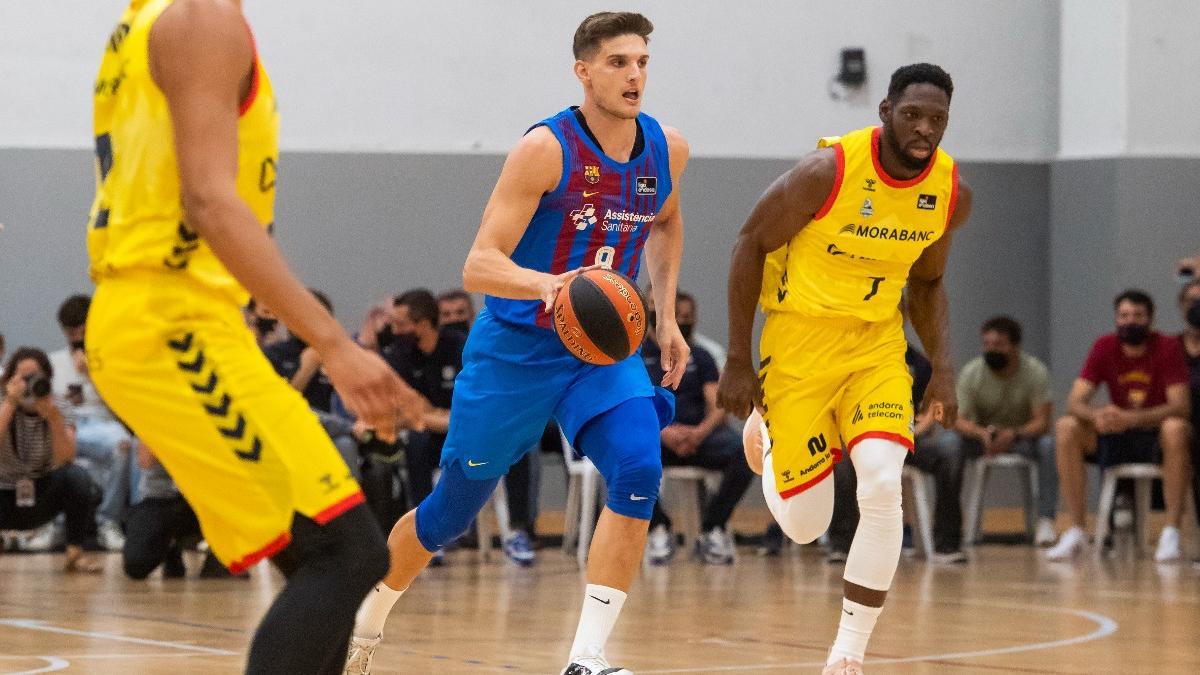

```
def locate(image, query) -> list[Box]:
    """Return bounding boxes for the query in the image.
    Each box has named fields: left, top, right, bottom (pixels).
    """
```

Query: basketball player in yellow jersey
left=87, top=1, right=423, bottom=672
left=718, top=64, right=973, bottom=675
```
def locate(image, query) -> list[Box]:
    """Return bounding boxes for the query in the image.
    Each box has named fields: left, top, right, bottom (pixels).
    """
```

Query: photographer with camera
left=0, top=347, right=101, bottom=572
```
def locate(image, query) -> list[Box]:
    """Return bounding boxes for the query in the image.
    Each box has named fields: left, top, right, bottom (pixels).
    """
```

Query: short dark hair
left=1178, top=279, right=1200, bottom=305
left=2, top=346, right=53, bottom=386
left=981, top=315, right=1022, bottom=346
left=573, top=12, right=653, bottom=60
left=887, top=63, right=953, bottom=102
left=676, top=290, right=696, bottom=309
left=394, top=288, right=439, bottom=327
left=437, top=289, right=474, bottom=308
left=57, top=294, right=91, bottom=329
left=1114, top=289, right=1155, bottom=317
left=309, top=288, right=333, bottom=314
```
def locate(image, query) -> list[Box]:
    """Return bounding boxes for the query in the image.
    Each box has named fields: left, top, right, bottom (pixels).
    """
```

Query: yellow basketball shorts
left=758, top=311, right=914, bottom=499
left=87, top=275, right=362, bottom=573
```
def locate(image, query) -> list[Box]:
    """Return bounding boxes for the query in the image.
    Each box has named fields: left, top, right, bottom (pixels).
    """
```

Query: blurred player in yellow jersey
left=719, top=64, right=973, bottom=675
left=86, top=1, right=423, bottom=672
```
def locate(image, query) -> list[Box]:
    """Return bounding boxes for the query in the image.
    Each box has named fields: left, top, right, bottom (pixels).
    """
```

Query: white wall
left=2, top=0, right=1059, bottom=160
left=1126, top=0, right=1200, bottom=156
left=1058, top=0, right=1127, bottom=159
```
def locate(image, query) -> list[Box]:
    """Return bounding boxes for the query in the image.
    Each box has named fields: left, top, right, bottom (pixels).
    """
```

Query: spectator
left=123, top=443, right=237, bottom=580
left=47, top=294, right=132, bottom=552
left=437, top=289, right=475, bottom=338
left=643, top=291, right=753, bottom=565
left=0, top=347, right=101, bottom=573
left=356, top=297, right=400, bottom=353
left=1047, top=290, right=1192, bottom=562
left=244, top=297, right=287, bottom=347
left=828, top=346, right=970, bottom=562
left=261, top=289, right=365, bottom=479
left=1177, top=280, right=1200, bottom=543
left=942, top=316, right=1057, bottom=546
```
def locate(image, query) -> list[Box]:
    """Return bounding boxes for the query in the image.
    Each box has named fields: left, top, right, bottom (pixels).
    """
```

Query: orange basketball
left=552, top=269, right=648, bottom=365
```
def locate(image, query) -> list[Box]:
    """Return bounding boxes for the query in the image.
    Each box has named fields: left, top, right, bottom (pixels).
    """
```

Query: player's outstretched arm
left=643, top=127, right=690, bottom=388
left=464, top=127, right=585, bottom=310
left=907, top=176, right=973, bottom=427
left=150, top=1, right=421, bottom=437
left=716, top=148, right=836, bottom=418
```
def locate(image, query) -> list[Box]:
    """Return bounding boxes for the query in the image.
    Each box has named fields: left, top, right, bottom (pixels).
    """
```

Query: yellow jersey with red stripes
left=88, top=0, right=278, bottom=306
left=760, top=126, right=958, bottom=322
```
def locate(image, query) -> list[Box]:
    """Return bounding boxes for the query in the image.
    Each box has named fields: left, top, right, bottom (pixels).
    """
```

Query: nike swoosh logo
left=629, top=494, right=648, bottom=501
left=467, top=460, right=489, bottom=467
left=583, top=191, right=600, bottom=197
left=589, top=595, right=612, bottom=605
left=843, top=608, right=854, bottom=616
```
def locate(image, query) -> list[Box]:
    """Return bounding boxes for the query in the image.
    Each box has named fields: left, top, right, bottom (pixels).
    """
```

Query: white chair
left=560, top=431, right=604, bottom=568
left=659, top=466, right=725, bottom=557
left=964, top=454, right=1039, bottom=546
left=1093, top=463, right=1163, bottom=557
left=901, top=465, right=935, bottom=559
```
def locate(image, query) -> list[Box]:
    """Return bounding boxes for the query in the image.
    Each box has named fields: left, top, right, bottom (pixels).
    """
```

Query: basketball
left=742, top=409, right=769, bottom=476
left=552, top=269, right=648, bottom=365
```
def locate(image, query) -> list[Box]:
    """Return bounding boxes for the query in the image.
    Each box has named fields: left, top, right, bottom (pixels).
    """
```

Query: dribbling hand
left=539, top=264, right=604, bottom=313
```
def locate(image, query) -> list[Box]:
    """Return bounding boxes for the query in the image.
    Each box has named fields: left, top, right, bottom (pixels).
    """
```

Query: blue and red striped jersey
left=486, top=106, right=673, bottom=329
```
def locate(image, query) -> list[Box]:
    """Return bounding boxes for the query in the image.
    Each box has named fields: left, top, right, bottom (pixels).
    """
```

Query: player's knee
left=605, top=449, right=662, bottom=520
left=414, top=461, right=498, bottom=551
left=853, top=440, right=905, bottom=515
left=764, top=473, right=833, bottom=544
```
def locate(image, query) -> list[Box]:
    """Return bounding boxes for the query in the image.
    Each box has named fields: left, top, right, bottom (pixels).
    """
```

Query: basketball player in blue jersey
left=345, top=12, right=689, bottom=675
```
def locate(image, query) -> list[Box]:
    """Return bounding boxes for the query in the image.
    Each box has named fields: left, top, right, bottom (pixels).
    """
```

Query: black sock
left=245, top=503, right=388, bottom=675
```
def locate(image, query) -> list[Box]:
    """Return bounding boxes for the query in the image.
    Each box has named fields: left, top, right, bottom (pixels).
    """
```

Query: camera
left=23, top=373, right=52, bottom=399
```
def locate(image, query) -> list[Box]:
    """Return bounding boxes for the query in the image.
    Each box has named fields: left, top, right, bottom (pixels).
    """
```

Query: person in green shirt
left=940, top=316, right=1057, bottom=546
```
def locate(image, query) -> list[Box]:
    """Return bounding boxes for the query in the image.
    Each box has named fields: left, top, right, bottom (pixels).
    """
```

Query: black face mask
left=1116, top=323, right=1150, bottom=346
left=254, top=316, right=278, bottom=335
left=648, top=311, right=657, bottom=331
left=442, top=321, right=471, bottom=335
left=376, top=327, right=397, bottom=349
left=983, top=351, right=1009, bottom=371
left=1187, top=301, right=1200, bottom=330
left=678, top=323, right=694, bottom=343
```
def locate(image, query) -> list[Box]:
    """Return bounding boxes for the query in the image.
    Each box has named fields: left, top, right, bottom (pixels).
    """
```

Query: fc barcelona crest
left=583, top=164, right=601, bottom=184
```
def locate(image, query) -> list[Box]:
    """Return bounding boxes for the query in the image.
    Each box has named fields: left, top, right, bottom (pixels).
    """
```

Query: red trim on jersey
left=227, top=532, right=290, bottom=574
left=313, top=490, right=366, bottom=524
left=945, top=164, right=961, bottom=229
left=238, top=21, right=260, bottom=117
left=846, top=431, right=915, bottom=453
left=870, top=126, right=936, bottom=189
left=813, top=143, right=845, bottom=220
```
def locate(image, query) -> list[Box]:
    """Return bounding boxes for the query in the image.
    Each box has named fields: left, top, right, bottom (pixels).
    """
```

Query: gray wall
left=1, top=149, right=1053, bottom=382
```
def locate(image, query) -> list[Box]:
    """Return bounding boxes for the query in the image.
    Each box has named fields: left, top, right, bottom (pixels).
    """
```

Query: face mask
left=376, top=327, right=397, bottom=349
left=442, top=321, right=470, bottom=335
left=648, top=311, right=657, bottom=330
left=983, top=351, right=1009, bottom=371
left=1187, top=301, right=1200, bottom=329
left=1116, top=323, right=1150, bottom=346
left=678, top=323, right=694, bottom=342
left=254, top=316, right=278, bottom=335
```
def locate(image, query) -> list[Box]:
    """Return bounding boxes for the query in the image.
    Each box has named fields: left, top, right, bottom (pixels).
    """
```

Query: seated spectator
left=123, top=443, right=238, bottom=580
left=437, top=289, right=475, bottom=338
left=829, top=346, right=971, bottom=562
left=940, top=316, right=1057, bottom=547
left=356, top=297, right=401, bottom=353
left=0, top=347, right=101, bottom=573
left=48, top=294, right=133, bottom=552
left=643, top=291, right=752, bottom=565
left=1047, top=289, right=1192, bottom=562
left=1177, top=280, right=1200, bottom=544
left=261, top=289, right=364, bottom=479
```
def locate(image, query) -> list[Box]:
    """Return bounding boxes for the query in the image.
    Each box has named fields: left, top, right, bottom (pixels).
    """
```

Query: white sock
left=568, top=584, right=627, bottom=660
left=827, top=598, right=882, bottom=664
left=353, top=582, right=404, bottom=640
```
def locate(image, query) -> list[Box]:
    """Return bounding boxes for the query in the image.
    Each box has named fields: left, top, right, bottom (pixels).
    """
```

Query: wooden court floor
left=1, top=540, right=1198, bottom=674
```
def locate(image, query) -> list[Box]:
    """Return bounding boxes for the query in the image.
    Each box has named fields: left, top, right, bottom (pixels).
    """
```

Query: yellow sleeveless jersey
left=761, top=126, right=958, bottom=322
left=88, top=0, right=278, bottom=306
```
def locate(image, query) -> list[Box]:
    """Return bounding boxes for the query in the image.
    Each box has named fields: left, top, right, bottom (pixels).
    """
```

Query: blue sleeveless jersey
left=486, top=107, right=673, bottom=329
